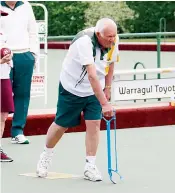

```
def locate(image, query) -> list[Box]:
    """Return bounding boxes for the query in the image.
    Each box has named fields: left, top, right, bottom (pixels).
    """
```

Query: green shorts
left=54, top=82, right=102, bottom=128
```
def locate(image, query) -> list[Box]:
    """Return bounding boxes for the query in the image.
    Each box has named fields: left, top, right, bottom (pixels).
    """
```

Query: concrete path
left=1, top=125, right=175, bottom=193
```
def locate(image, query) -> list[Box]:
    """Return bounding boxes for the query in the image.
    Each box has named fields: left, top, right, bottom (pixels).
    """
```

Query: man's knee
left=85, top=120, right=101, bottom=133
left=52, top=122, right=68, bottom=132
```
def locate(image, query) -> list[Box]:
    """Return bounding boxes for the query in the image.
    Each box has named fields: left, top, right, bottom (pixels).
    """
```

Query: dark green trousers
left=10, top=51, right=35, bottom=137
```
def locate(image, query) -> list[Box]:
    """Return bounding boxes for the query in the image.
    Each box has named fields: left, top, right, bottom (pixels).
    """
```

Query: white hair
left=95, top=18, right=117, bottom=34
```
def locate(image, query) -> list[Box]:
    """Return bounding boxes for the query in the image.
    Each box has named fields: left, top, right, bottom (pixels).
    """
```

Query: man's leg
left=10, top=52, right=34, bottom=144
left=36, top=82, right=84, bottom=177
left=83, top=95, right=102, bottom=181
left=36, top=122, right=67, bottom=177
left=85, top=120, right=101, bottom=157
left=45, top=122, right=67, bottom=148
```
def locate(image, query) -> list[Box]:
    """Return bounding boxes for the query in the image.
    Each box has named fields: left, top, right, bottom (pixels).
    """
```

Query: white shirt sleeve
left=76, top=35, right=95, bottom=66
left=27, top=3, right=39, bottom=58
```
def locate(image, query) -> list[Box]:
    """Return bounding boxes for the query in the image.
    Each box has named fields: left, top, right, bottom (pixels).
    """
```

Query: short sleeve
left=75, top=35, right=95, bottom=66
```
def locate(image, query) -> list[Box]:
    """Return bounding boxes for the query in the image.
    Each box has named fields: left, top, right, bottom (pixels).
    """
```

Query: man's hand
left=102, top=102, right=114, bottom=117
left=0, top=54, right=12, bottom=64
left=104, top=87, right=111, bottom=101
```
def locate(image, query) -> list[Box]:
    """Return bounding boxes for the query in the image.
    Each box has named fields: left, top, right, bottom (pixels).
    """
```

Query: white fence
left=111, top=67, right=175, bottom=104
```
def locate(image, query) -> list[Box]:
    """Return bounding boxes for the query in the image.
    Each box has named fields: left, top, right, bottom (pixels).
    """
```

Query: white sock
left=44, top=146, right=53, bottom=154
left=86, top=156, right=96, bottom=166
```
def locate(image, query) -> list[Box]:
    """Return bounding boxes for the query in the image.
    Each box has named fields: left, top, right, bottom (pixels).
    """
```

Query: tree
left=84, top=1, right=135, bottom=33
left=30, top=1, right=175, bottom=35
left=126, top=1, right=175, bottom=32
left=31, top=1, right=88, bottom=36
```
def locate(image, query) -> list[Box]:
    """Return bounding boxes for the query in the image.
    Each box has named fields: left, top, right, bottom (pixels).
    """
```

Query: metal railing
left=133, top=62, right=147, bottom=102
left=159, top=17, right=167, bottom=42
left=48, top=32, right=175, bottom=79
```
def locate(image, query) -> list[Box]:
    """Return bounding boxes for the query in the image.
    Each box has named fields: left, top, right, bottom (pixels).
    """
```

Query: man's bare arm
left=86, top=64, right=108, bottom=106
left=105, top=62, right=114, bottom=88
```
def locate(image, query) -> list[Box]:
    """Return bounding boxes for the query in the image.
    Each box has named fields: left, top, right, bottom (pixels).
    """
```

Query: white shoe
left=11, top=134, right=29, bottom=144
left=36, top=151, right=53, bottom=178
left=84, top=164, right=102, bottom=182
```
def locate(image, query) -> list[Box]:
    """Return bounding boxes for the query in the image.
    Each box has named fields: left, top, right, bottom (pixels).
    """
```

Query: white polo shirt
left=0, top=1, right=39, bottom=56
left=60, top=27, right=119, bottom=97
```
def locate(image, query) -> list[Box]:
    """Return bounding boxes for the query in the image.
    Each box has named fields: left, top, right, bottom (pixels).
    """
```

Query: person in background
left=0, top=10, right=14, bottom=162
left=36, top=18, right=119, bottom=182
left=0, top=1, right=39, bottom=144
